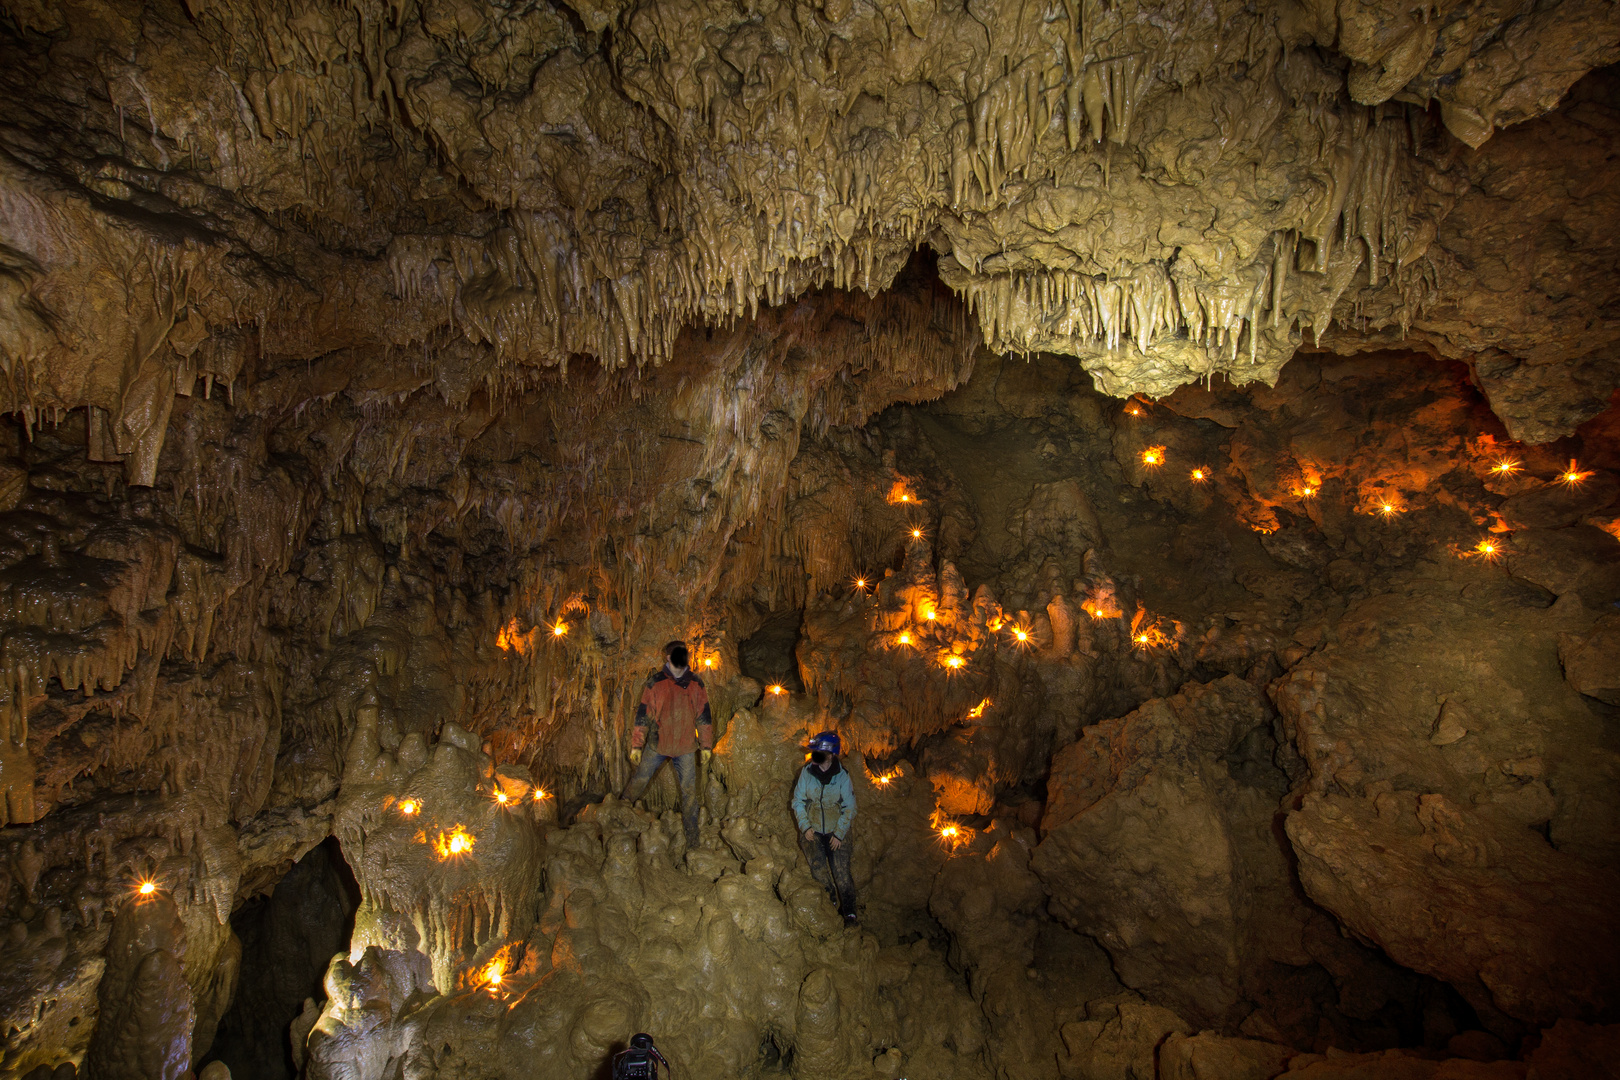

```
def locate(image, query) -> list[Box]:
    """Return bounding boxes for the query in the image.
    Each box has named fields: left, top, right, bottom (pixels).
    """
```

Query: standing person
left=792, top=731, right=858, bottom=926
left=623, top=641, right=713, bottom=847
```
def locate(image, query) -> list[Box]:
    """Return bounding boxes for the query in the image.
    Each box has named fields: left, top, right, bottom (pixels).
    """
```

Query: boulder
left=1058, top=997, right=1192, bottom=1080
left=1033, top=676, right=1309, bottom=1027
left=1286, top=791, right=1620, bottom=1030
left=1272, top=582, right=1620, bottom=1030
left=1559, top=614, right=1620, bottom=705
left=1158, top=1032, right=1295, bottom=1079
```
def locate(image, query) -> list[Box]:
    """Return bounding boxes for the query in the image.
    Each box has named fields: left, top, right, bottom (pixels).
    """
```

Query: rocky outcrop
left=1274, top=581, right=1620, bottom=1031
left=1033, top=676, right=1306, bottom=1029
left=1286, top=791, right=1620, bottom=1032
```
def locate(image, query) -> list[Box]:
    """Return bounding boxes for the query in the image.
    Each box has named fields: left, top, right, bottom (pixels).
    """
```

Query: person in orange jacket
left=622, top=641, right=713, bottom=847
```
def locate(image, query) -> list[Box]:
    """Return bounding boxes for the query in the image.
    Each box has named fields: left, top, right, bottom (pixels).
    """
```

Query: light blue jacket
left=792, top=762, right=856, bottom=839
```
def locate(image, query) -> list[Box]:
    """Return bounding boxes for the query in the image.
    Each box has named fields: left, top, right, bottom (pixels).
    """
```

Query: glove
left=700, top=749, right=712, bottom=765
left=629, top=748, right=642, bottom=765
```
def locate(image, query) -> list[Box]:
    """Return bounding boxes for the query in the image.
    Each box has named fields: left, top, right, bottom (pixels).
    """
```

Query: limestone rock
left=1058, top=997, right=1192, bottom=1080
left=1286, top=791, right=1620, bottom=1030
left=86, top=891, right=196, bottom=1080
left=1559, top=614, right=1620, bottom=705
left=1034, top=676, right=1307, bottom=1027
left=1158, top=1032, right=1295, bottom=1080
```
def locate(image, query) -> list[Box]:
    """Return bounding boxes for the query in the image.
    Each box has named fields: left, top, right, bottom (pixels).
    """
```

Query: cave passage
left=201, top=840, right=359, bottom=1080
left=1, top=1, right=1619, bottom=1078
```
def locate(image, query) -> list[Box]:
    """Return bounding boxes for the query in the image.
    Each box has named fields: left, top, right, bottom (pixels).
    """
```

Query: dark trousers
left=800, top=831, right=856, bottom=918
left=622, top=750, right=701, bottom=847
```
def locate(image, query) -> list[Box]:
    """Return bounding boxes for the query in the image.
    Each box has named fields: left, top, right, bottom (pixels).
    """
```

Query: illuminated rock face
left=332, top=720, right=547, bottom=994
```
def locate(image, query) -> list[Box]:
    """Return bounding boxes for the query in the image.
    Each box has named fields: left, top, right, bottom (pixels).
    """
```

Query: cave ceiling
left=2, top=0, right=1619, bottom=460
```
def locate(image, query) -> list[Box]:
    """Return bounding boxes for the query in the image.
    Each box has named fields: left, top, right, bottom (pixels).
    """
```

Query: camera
left=611, top=1033, right=670, bottom=1080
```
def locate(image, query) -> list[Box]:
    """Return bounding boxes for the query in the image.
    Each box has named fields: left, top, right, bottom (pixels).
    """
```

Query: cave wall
left=0, top=0, right=1619, bottom=1075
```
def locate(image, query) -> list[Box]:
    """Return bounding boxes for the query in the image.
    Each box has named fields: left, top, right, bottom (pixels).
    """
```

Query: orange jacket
left=631, top=668, right=713, bottom=757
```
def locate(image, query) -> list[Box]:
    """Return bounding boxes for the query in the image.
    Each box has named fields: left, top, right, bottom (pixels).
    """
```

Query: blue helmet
left=808, top=731, right=841, bottom=755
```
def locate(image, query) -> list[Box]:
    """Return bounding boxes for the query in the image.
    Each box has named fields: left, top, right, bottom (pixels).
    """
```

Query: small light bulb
left=495, top=790, right=508, bottom=804
left=769, top=684, right=785, bottom=695
left=552, top=622, right=567, bottom=637
left=898, top=632, right=911, bottom=645
left=138, top=881, right=156, bottom=896
left=900, top=494, right=910, bottom=502
left=534, top=789, right=547, bottom=801
left=1190, top=468, right=1206, bottom=482
left=488, top=969, right=502, bottom=985
left=946, top=656, right=963, bottom=669
left=911, top=528, right=922, bottom=539
left=399, top=799, right=419, bottom=815
left=704, top=656, right=715, bottom=668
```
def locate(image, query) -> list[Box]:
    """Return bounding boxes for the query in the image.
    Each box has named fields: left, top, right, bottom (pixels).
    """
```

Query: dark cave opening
left=200, top=839, right=360, bottom=1080
left=738, top=607, right=808, bottom=693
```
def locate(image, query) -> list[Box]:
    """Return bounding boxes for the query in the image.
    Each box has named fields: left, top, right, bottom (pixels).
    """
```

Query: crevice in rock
left=199, top=840, right=359, bottom=1080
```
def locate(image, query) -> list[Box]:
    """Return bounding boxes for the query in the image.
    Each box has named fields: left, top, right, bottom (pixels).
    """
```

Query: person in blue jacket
left=792, top=730, right=858, bottom=926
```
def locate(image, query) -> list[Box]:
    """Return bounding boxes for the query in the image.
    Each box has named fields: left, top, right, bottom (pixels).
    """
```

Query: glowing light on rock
left=930, top=808, right=975, bottom=851
left=1378, top=503, right=1399, bottom=517
left=897, top=632, right=912, bottom=646
left=1125, top=403, right=1143, bottom=417
left=475, top=948, right=519, bottom=994
left=1491, top=459, right=1520, bottom=475
left=924, top=607, right=936, bottom=621
left=704, top=656, right=716, bottom=668
left=944, top=655, right=964, bottom=669
left=1082, top=587, right=1123, bottom=620
left=137, top=880, right=156, bottom=896
left=1561, top=459, right=1592, bottom=486
left=433, top=827, right=476, bottom=860
left=494, top=790, right=509, bottom=805
left=1130, top=608, right=1174, bottom=650
left=1141, top=446, right=1165, bottom=467
left=1012, top=627, right=1029, bottom=642
left=1474, top=539, right=1501, bottom=559
left=533, top=788, right=548, bottom=801
left=852, top=577, right=869, bottom=593
left=910, top=527, right=924, bottom=539
left=496, top=618, right=532, bottom=655
left=399, top=799, right=420, bottom=815
left=768, top=684, right=785, bottom=696
left=1190, top=468, right=1207, bottom=482
left=966, top=697, right=991, bottom=718
left=552, top=622, right=568, bottom=637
